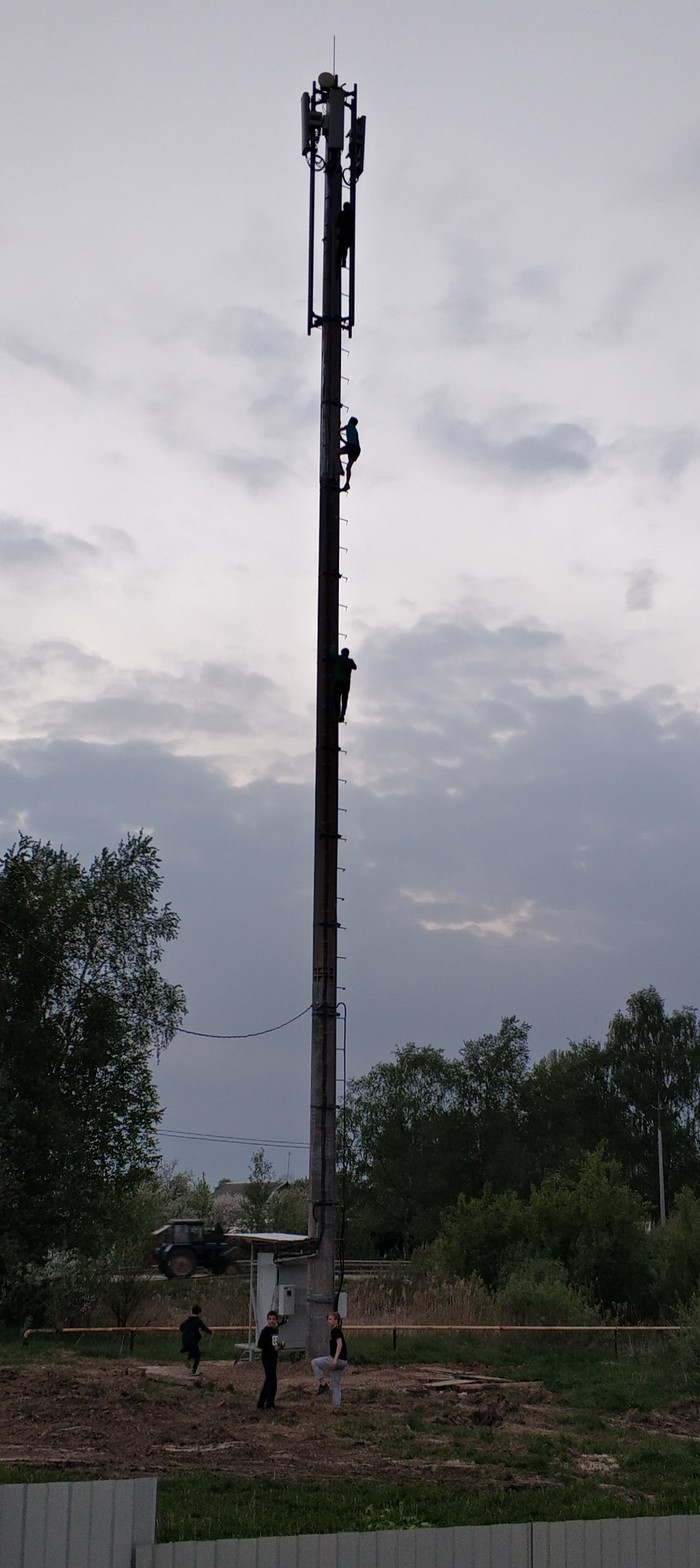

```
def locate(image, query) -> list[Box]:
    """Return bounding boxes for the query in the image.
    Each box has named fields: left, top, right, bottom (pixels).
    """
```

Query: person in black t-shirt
left=311, top=1311, right=348, bottom=1412
left=256, top=1310, right=285, bottom=1411
left=179, top=1304, right=212, bottom=1375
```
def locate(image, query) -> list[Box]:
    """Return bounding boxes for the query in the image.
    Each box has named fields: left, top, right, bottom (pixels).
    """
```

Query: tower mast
left=302, top=71, right=364, bottom=1353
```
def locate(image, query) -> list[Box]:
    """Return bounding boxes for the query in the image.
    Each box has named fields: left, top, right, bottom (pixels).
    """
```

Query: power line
left=159, top=1127, right=309, bottom=1149
left=0, top=912, right=312, bottom=1043
left=176, top=1004, right=312, bottom=1041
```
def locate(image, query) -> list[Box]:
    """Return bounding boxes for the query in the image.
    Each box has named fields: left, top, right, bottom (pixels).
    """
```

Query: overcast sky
left=2, top=0, right=700, bottom=1184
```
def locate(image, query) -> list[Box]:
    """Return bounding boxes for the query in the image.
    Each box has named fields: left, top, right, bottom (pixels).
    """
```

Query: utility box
left=233, top=1231, right=309, bottom=1357
left=277, top=1283, right=295, bottom=1316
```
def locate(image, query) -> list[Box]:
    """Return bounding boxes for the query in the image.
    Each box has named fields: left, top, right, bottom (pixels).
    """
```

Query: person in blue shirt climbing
left=339, top=417, right=360, bottom=492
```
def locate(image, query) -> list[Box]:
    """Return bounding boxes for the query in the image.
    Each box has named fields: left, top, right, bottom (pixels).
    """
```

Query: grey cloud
left=424, top=402, right=598, bottom=483
left=512, top=268, right=559, bottom=301
left=24, top=658, right=279, bottom=746
left=215, top=449, right=292, bottom=494
left=3, top=333, right=96, bottom=393
left=607, top=425, right=700, bottom=491
left=94, top=525, right=136, bottom=555
left=658, top=428, right=700, bottom=485
left=0, top=514, right=98, bottom=575
left=146, top=371, right=310, bottom=494
left=440, top=256, right=561, bottom=347
left=440, top=285, right=496, bottom=347
left=341, top=610, right=700, bottom=1063
left=202, top=307, right=297, bottom=365
left=643, top=134, right=700, bottom=201
left=0, top=585, right=695, bottom=1182
left=626, top=567, right=660, bottom=612
left=428, top=401, right=699, bottom=492
left=584, top=266, right=660, bottom=346
left=3, top=601, right=700, bottom=1181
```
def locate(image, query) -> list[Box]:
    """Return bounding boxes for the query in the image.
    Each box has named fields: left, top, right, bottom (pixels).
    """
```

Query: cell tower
left=302, top=72, right=365, bottom=1353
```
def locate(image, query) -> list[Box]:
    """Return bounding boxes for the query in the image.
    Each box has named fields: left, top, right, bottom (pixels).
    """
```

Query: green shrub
left=650, top=1188, right=700, bottom=1310
left=433, top=1188, right=530, bottom=1290
left=495, top=1258, right=599, bottom=1326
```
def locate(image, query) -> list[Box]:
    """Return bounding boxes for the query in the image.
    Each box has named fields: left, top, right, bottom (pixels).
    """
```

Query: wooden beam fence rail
left=21, top=1321, right=683, bottom=1359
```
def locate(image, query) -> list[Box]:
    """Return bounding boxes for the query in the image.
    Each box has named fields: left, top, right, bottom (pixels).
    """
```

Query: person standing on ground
left=311, top=1311, right=348, bottom=1413
left=339, top=417, right=360, bottom=492
left=179, top=1304, right=212, bottom=1375
left=257, top=1310, right=284, bottom=1411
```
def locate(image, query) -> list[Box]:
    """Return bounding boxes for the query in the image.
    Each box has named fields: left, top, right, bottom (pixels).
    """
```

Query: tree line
left=341, top=996, right=700, bottom=1318
left=2, top=830, right=700, bottom=1326
left=0, top=832, right=185, bottom=1324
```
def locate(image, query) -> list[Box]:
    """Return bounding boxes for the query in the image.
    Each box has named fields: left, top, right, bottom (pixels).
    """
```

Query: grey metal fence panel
left=135, top=1523, right=533, bottom=1568
left=43, top=1486, right=71, bottom=1568
left=278, top=1537, right=299, bottom=1568
left=65, top=1480, right=92, bottom=1568
left=18, top=1482, right=47, bottom=1566
left=134, top=1514, right=700, bottom=1568
left=319, top=1531, right=340, bottom=1568
left=295, top=1537, right=319, bottom=1568
left=236, top=1538, right=262, bottom=1568
left=335, top=1536, right=359, bottom=1568
left=531, top=1513, right=700, bottom=1567
left=0, top=1490, right=25, bottom=1568
left=257, top=1536, right=280, bottom=1568
left=0, top=1477, right=156, bottom=1568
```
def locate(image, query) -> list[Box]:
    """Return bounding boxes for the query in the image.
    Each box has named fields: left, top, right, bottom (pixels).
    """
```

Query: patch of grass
left=352, top=1331, right=686, bottom=1417
left=154, top=1473, right=683, bottom=1542
left=4, top=1330, right=700, bottom=1543
left=621, top=1434, right=700, bottom=1497
left=0, top=1467, right=89, bottom=1486
left=1, top=1329, right=247, bottom=1368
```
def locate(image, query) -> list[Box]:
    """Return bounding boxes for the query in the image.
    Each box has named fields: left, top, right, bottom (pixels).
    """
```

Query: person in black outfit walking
left=179, top=1304, right=212, bottom=1375
left=257, top=1310, right=285, bottom=1411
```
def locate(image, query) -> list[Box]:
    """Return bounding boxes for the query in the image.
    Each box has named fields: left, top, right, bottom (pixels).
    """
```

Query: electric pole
left=302, top=72, right=365, bottom=1354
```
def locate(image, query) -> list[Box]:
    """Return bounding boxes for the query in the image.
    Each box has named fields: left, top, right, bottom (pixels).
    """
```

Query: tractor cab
left=152, top=1218, right=241, bottom=1279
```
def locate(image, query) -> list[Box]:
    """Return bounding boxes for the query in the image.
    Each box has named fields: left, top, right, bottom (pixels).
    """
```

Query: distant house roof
left=214, top=1180, right=249, bottom=1199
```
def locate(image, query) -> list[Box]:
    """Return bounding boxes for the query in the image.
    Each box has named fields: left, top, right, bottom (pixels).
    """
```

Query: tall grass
left=120, top=1275, right=250, bottom=1327
left=345, top=1265, right=601, bottom=1328
left=347, top=1274, right=493, bottom=1324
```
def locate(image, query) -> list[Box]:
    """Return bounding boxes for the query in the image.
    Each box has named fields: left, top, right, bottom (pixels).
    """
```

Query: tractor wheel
left=164, top=1247, right=197, bottom=1279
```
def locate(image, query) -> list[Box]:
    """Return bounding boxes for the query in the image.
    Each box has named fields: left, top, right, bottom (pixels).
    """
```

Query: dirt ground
left=0, top=1358, right=559, bottom=1480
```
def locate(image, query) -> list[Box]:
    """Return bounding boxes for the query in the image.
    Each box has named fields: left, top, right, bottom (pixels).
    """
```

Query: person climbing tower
left=337, top=202, right=354, bottom=269
left=331, top=646, right=357, bottom=722
left=340, top=417, right=360, bottom=492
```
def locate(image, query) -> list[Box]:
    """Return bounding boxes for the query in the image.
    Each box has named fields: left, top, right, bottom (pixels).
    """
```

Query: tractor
left=152, top=1219, right=242, bottom=1280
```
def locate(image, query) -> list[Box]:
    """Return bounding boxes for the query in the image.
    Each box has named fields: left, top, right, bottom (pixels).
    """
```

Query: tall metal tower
left=302, top=72, right=365, bottom=1354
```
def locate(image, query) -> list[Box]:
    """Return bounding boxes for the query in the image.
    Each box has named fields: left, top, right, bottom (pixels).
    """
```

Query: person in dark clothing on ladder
left=337, top=202, right=354, bottom=269
left=331, top=646, right=357, bottom=722
left=339, top=417, right=360, bottom=491
left=179, top=1304, right=212, bottom=1375
left=257, top=1310, right=284, bottom=1411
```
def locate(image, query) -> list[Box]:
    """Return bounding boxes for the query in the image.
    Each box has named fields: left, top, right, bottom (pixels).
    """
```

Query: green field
left=2, top=1330, right=700, bottom=1542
